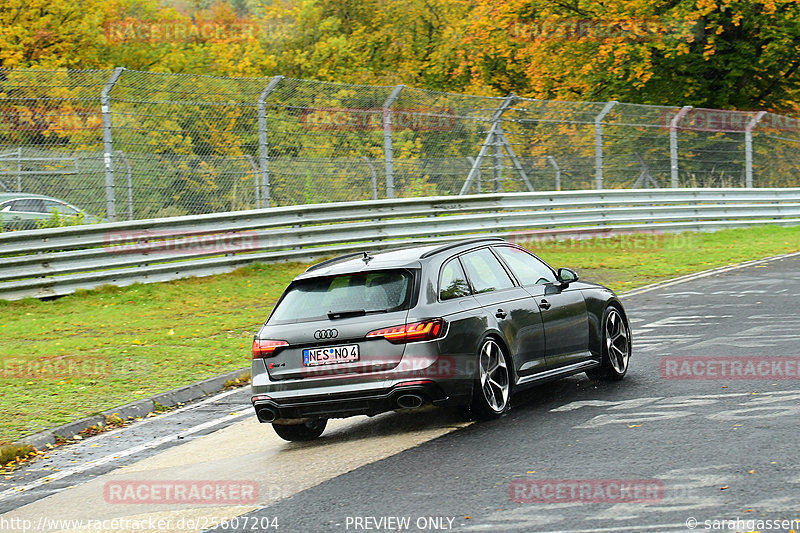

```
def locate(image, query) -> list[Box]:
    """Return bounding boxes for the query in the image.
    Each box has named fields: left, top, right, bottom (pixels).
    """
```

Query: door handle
left=539, top=299, right=552, bottom=310
left=495, top=309, right=507, bottom=319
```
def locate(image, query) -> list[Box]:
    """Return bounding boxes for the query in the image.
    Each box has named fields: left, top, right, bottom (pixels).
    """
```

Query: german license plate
left=303, top=344, right=360, bottom=366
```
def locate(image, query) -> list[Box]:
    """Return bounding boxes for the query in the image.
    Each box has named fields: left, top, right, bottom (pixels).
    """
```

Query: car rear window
left=268, top=269, right=414, bottom=323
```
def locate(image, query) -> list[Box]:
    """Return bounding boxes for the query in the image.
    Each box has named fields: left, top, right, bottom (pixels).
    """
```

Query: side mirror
left=557, top=267, right=579, bottom=286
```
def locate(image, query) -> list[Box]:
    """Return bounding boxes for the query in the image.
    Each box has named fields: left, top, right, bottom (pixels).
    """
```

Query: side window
left=43, top=200, right=80, bottom=216
left=494, top=245, right=557, bottom=285
left=460, top=248, right=515, bottom=294
left=439, top=258, right=471, bottom=301
left=13, top=198, right=46, bottom=213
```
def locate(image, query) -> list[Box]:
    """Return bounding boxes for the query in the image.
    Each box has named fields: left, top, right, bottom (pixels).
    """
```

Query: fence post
left=594, top=101, right=617, bottom=190
left=466, top=157, right=481, bottom=193
left=16, top=147, right=22, bottom=192
left=745, top=111, right=766, bottom=188
left=547, top=156, right=561, bottom=191
left=245, top=155, right=260, bottom=208
left=101, top=67, right=125, bottom=221
left=115, top=151, right=133, bottom=221
left=493, top=125, right=504, bottom=191
left=383, top=85, right=404, bottom=199
left=257, top=75, right=284, bottom=208
left=461, top=94, right=517, bottom=195
left=495, top=129, right=534, bottom=192
left=361, top=157, right=378, bottom=201
left=669, top=106, right=692, bottom=188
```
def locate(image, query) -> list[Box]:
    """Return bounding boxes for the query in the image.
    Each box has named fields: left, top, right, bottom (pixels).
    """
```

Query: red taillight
left=251, top=395, right=272, bottom=403
left=252, top=339, right=288, bottom=359
left=366, top=319, right=444, bottom=344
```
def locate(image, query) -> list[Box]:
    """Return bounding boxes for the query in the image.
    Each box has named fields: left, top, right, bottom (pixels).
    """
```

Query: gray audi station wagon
left=251, top=238, right=631, bottom=441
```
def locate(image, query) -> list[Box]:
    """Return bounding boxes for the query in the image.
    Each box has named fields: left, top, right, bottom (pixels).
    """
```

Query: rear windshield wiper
left=327, top=309, right=366, bottom=319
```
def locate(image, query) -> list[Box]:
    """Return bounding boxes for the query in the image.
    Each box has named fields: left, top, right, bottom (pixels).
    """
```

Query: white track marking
left=620, top=250, right=800, bottom=298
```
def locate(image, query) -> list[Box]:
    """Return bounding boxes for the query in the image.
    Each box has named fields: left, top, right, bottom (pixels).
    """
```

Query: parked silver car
left=0, top=193, right=99, bottom=230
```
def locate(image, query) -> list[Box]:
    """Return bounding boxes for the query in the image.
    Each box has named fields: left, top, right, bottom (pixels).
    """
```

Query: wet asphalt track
left=218, top=253, right=800, bottom=533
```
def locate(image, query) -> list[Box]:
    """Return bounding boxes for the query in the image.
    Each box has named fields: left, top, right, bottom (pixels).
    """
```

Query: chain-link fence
left=1, top=67, right=799, bottom=221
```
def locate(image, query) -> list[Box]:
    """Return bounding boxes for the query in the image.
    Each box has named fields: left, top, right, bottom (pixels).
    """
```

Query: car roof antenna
left=362, top=251, right=373, bottom=264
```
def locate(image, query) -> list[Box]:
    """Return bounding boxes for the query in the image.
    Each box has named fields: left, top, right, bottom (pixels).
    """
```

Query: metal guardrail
left=2, top=188, right=800, bottom=301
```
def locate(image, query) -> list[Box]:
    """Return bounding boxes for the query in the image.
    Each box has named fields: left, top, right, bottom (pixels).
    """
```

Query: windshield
left=268, top=269, right=413, bottom=323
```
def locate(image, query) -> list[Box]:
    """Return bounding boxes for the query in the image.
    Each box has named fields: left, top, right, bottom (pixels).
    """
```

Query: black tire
left=586, top=305, right=631, bottom=381
left=470, top=337, right=512, bottom=420
left=272, top=419, right=327, bottom=441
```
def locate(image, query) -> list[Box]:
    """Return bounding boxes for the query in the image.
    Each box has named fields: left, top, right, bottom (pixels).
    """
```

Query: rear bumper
left=251, top=345, right=476, bottom=421
left=251, top=381, right=455, bottom=421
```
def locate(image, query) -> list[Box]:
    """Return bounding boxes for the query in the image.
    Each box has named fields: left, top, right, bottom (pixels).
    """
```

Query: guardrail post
left=669, top=106, right=692, bottom=188
left=594, top=101, right=617, bottom=190
left=382, top=85, right=404, bottom=199
left=745, top=111, right=766, bottom=188
left=257, top=75, right=284, bottom=208
left=101, top=67, right=125, bottom=221
left=461, top=94, right=517, bottom=195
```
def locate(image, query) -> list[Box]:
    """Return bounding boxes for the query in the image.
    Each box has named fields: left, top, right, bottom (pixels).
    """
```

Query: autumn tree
left=0, top=0, right=109, bottom=69
left=257, top=0, right=470, bottom=89
left=462, top=0, right=800, bottom=110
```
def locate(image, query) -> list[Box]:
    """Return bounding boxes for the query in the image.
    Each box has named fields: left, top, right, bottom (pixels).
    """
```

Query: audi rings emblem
left=314, top=328, right=339, bottom=340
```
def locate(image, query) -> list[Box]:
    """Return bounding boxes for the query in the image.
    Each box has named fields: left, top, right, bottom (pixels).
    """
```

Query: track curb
left=16, top=367, right=249, bottom=449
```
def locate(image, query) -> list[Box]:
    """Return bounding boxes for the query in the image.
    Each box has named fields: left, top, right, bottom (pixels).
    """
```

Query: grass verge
left=529, top=226, right=800, bottom=291
left=1, top=225, right=799, bottom=450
